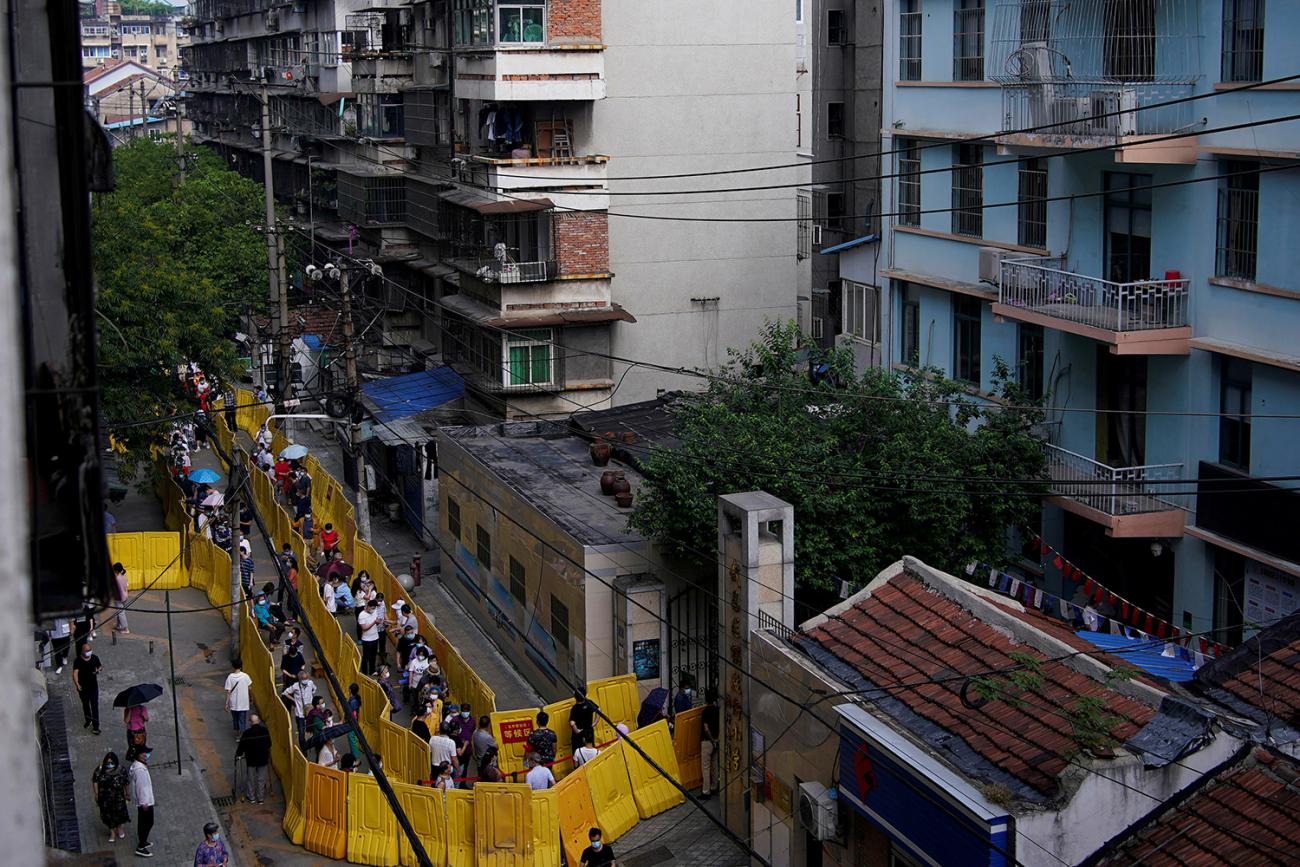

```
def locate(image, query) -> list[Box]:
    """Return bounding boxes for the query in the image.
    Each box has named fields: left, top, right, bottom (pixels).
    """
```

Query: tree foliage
left=114, top=0, right=176, bottom=16
left=93, top=137, right=268, bottom=456
left=628, top=321, right=1047, bottom=599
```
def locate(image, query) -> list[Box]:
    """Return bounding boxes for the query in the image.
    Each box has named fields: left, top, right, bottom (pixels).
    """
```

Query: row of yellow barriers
left=112, top=394, right=710, bottom=863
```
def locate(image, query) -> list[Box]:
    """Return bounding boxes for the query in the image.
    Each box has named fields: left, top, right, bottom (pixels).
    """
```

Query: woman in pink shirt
left=124, top=704, right=149, bottom=751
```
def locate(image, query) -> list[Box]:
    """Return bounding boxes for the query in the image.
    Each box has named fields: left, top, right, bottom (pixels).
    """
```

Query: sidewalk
left=249, top=418, right=543, bottom=711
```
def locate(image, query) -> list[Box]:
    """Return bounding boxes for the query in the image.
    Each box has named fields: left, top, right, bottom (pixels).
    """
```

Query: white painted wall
left=596, top=1, right=805, bottom=402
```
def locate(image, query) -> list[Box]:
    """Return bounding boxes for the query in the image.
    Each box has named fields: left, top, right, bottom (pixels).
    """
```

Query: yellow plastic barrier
left=394, top=781, right=448, bottom=867
left=542, top=698, right=576, bottom=780
left=303, top=763, right=349, bottom=859
left=672, top=706, right=705, bottom=791
left=347, top=772, right=399, bottom=866
left=554, top=768, right=599, bottom=867
left=529, top=788, right=562, bottom=867
left=625, top=721, right=685, bottom=819
left=445, top=788, right=477, bottom=866
left=109, top=532, right=186, bottom=590
left=490, top=708, right=540, bottom=778
left=581, top=743, right=638, bottom=844
left=587, top=675, right=639, bottom=746
left=473, top=783, right=533, bottom=864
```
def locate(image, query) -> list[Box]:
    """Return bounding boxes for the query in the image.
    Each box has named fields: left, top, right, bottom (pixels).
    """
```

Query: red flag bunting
left=1093, top=585, right=1105, bottom=604
left=1143, top=613, right=1154, bottom=633
left=1039, top=540, right=1050, bottom=556
left=1052, top=554, right=1063, bottom=570
left=1107, top=592, right=1118, bottom=606
left=1156, top=621, right=1167, bottom=639
left=1199, top=637, right=1209, bottom=653
left=1121, top=602, right=1129, bottom=619
left=1082, top=578, right=1094, bottom=595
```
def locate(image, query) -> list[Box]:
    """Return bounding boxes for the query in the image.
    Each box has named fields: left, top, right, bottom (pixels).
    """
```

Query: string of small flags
left=965, top=536, right=1228, bottom=667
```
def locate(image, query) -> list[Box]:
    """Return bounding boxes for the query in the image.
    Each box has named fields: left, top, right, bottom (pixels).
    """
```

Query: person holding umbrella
left=114, top=683, right=163, bottom=753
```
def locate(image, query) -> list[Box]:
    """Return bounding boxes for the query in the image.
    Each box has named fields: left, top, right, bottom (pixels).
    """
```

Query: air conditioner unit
left=797, top=782, right=839, bottom=841
left=811, top=224, right=823, bottom=246
left=1088, top=87, right=1138, bottom=136
left=979, top=246, right=1018, bottom=286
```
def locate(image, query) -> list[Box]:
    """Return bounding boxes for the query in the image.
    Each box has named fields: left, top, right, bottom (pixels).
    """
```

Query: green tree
left=93, top=137, right=269, bottom=461
left=628, top=320, right=1047, bottom=602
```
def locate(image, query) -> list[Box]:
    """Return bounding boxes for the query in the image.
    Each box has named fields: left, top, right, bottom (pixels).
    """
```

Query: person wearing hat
left=358, top=598, right=382, bottom=676
left=127, top=745, right=155, bottom=857
left=192, top=821, right=229, bottom=866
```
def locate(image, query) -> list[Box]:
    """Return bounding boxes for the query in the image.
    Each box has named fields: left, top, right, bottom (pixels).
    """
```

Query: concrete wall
left=597, top=0, right=804, bottom=402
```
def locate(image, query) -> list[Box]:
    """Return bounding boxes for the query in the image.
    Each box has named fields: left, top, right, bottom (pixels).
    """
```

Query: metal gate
left=666, top=586, right=718, bottom=705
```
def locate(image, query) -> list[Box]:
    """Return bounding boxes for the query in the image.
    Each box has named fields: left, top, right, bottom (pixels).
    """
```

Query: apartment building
left=862, top=0, right=1299, bottom=643
left=183, top=0, right=806, bottom=420
left=80, top=2, right=190, bottom=73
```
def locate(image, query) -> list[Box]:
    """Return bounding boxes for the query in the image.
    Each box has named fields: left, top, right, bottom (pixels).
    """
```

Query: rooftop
left=568, top=393, right=684, bottom=470
left=1195, top=611, right=1300, bottom=736
left=1091, top=748, right=1300, bottom=867
left=799, top=559, right=1161, bottom=800
left=442, top=423, right=645, bottom=548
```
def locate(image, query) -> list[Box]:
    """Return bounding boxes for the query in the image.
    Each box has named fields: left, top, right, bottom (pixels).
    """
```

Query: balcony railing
left=1045, top=444, right=1182, bottom=516
left=1000, top=257, right=1189, bottom=332
left=456, top=257, right=557, bottom=284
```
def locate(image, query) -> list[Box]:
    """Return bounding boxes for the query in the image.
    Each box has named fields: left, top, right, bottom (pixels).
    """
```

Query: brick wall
left=548, top=0, right=602, bottom=43
left=554, top=210, right=609, bottom=275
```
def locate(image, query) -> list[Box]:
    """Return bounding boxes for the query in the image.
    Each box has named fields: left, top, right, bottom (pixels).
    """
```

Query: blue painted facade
left=865, top=0, right=1300, bottom=641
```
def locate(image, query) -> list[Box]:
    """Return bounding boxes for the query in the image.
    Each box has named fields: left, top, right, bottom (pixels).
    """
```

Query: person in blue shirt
left=332, top=578, right=354, bottom=615
left=253, top=594, right=284, bottom=642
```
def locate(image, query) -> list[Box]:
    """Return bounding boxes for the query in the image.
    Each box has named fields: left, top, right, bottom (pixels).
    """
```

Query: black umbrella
left=113, top=683, right=164, bottom=708
left=320, top=722, right=354, bottom=740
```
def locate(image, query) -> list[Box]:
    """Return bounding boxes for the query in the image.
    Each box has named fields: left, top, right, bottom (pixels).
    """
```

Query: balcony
left=450, top=256, right=558, bottom=285
left=992, top=256, right=1191, bottom=354
left=1044, top=444, right=1185, bottom=538
left=470, top=153, right=607, bottom=192
left=454, top=48, right=605, bottom=102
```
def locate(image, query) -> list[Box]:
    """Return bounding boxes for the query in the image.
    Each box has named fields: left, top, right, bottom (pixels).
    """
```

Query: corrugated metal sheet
left=359, top=367, right=464, bottom=423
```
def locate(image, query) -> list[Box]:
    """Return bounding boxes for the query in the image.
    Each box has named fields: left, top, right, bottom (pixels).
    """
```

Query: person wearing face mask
left=91, top=751, right=129, bottom=842
left=432, top=760, right=456, bottom=790
left=405, top=646, right=431, bottom=706
left=127, top=746, right=155, bottom=857
left=192, top=821, right=229, bottom=866
left=72, top=641, right=103, bottom=735
left=579, top=826, right=617, bottom=867
left=396, top=624, right=417, bottom=672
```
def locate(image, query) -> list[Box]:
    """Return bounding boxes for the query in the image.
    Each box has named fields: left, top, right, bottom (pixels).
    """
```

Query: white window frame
left=842, top=280, right=881, bottom=344
left=502, top=328, right=555, bottom=388
left=497, top=2, right=546, bottom=45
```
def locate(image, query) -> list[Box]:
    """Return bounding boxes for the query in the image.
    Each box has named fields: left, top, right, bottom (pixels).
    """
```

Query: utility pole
left=174, top=79, right=185, bottom=184
left=276, top=228, right=290, bottom=409
left=128, top=84, right=135, bottom=140
left=340, top=268, right=371, bottom=541
left=227, top=460, right=247, bottom=660
left=258, top=78, right=283, bottom=405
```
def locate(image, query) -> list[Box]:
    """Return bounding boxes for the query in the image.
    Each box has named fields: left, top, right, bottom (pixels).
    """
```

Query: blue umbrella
left=280, top=444, right=309, bottom=460
left=187, top=468, right=222, bottom=484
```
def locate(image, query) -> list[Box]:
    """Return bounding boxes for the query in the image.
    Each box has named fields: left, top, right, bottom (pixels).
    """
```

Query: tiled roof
left=290, top=305, right=342, bottom=343
left=1094, top=749, right=1300, bottom=867
left=804, top=570, right=1156, bottom=796
left=1195, top=611, right=1300, bottom=729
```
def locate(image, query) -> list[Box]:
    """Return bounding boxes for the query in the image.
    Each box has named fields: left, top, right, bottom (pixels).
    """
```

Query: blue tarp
left=300, top=334, right=323, bottom=350
left=1073, top=630, right=1197, bottom=683
left=360, top=367, right=464, bottom=423
left=819, top=233, right=880, bottom=255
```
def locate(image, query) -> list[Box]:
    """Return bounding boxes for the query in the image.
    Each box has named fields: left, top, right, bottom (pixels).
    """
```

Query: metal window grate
left=827, top=9, right=847, bottom=46
left=1222, top=0, right=1265, bottom=83
left=1017, top=158, right=1048, bottom=249
left=1216, top=162, right=1259, bottom=281
left=953, top=296, right=982, bottom=384
left=897, top=139, right=920, bottom=227
left=953, top=0, right=986, bottom=81
left=951, top=143, right=983, bottom=238
left=797, top=192, right=812, bottom=260
left=827, top=101, right=845, bottom=138
left=899, top=0, right=922, bottom=80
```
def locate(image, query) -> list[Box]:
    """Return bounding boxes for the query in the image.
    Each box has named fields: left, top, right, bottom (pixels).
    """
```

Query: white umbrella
left=202, top=491, right=225, bottom=508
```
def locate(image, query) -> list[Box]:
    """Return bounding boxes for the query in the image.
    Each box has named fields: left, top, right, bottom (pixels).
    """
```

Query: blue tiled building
left=857, top=0, right=1300, bottom=643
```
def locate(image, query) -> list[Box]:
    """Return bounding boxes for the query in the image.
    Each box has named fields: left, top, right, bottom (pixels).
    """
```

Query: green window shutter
left=531, top=344, right=550, bottom=384
left=508, top=345, right=529, bottom=385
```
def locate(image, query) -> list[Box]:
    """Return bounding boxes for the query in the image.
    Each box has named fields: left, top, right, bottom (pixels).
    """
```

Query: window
left=825, top=191, right=847, bottom=231
left=827, top=9, right=847, bottom=45
left=899, top=0, right=922, bottom=80
left=1103, top=0, right=1155, bottom=82
left=827, top=101, right=845, bottom=138
left=509, top=556, right=526, bottom=604
left=1216, top=161, right=1259, bottom=280
left=476, top=524, right=491, bottom=567
left=900, top=285, right=920, bottom=366
left=1020, top=0, right=1052, bottom=42
left=505, top=328, right=554, bottom=387
left=1223, top=0, right=1266, bottom=82
left=550, top=594, right=570, bottom=650
left=796, top=0, right=803, bottom=22
left=1017, top=324, right=1044, bottom=401
left=898, top=139, right=921, bottom=227
left=843, top=281, right=881, bottom=343
left=1017, top=158, right=1048, bottom=249
left=499, top=3, right=545, bottom=44
left=797, top=191, right=812, bottom=259
left=356, top=93, right=404, bottom=139
left=447, top=497, right=461, bottom=540
left=1219, top=356, right=1252, bottom=469
left=953, top=0, right=985, bottom=81
left=953, top=296, right=982, bottom=384
left=951, top=144, right=983, bottom=237
left=453, top=0, right=494, bottom=46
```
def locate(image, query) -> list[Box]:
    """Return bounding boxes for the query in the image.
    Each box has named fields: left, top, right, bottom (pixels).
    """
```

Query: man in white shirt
left=224, top=658, right=254, bottom=735
left=282, top=671, right=317, bottom=748
left=428, top=722, right=460, bottom=780
left=128, top=746, right=156, bottom=857
left=525, top=753, right=555, bottom=791
left=358, top=599, right=381, bottom=676
left=573, top=733, right=599, bottom=767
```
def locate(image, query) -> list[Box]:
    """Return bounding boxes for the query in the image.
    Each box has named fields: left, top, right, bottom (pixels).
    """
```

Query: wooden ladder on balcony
left=549, top=111, right=573, bottom=163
